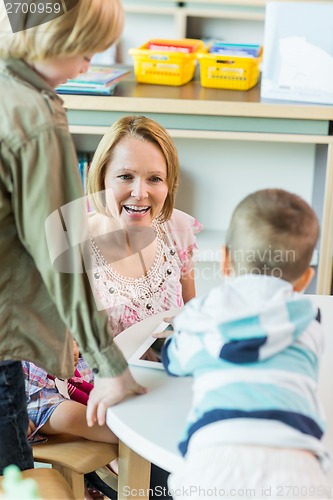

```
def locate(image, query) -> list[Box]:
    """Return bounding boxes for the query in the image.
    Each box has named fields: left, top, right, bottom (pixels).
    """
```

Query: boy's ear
left=293, top=267, right=315, bottom=292
left=221, top=245, right=231, bottom=276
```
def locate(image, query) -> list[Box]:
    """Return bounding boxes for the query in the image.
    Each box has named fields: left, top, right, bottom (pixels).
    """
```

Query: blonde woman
left=87, top=115, right=203, bottom=336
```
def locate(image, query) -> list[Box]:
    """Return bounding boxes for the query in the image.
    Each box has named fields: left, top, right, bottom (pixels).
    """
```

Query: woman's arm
left=181, top=267, right=196, bottom=304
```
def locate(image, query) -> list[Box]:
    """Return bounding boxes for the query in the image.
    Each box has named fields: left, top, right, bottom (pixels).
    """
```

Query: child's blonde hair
left=225, top=188, right=319, bottom=283
left=87, top=116, right=180, bottom=223
left=0, top=0, right=123, bottom=61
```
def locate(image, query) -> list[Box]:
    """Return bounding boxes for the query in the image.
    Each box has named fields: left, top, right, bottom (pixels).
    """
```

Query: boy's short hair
left=0, top=0, right=123, bottom=61
left=87, top=115, right=180, bottom=223
left=225, top=189, right=319, bottom=283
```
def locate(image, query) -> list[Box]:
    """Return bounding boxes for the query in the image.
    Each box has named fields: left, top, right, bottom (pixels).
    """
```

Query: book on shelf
left=78, top=152, right=91, bottom=193
left=209, top=42, right=262, bottom=57
left=56, top=65, right=130, bottom=95
left=77, top=152, right=93, bottom=212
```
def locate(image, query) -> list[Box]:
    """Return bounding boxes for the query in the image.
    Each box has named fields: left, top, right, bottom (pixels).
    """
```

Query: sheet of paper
left=261, top=1, right=333, bottom=104
left=277, top=36, right=333, bottom=94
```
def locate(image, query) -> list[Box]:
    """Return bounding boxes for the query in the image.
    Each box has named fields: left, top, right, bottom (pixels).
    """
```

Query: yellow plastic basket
left=129, top=39, right=205, bottom=86
left=198, top=45, right=263, bottom=90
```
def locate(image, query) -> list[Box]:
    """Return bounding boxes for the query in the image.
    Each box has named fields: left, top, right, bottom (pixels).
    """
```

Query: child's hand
left=152, top=329, right=173, bottom=339
left=163, top=316, right=175, bottom=325
left=152, top=320, right=174, bottom=338
left=86, top=369, right=147, bottom=427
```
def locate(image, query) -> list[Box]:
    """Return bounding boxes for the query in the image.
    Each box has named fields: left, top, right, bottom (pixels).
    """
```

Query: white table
left=108, top=297, right=333, bottom=499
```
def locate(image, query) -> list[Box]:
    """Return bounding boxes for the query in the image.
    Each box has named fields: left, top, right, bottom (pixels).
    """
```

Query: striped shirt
left=162, top=275, right=329, bottom=469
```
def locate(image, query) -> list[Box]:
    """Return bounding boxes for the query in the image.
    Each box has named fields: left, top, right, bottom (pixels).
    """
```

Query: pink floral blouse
left=91, top=209, right=203, bottom=336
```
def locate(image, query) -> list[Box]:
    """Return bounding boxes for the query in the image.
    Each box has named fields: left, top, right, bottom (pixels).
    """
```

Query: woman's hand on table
left=86, top=368, right=147, bottom=426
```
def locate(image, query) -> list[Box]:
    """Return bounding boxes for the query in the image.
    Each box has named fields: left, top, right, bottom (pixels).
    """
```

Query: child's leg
left=40, top=400, right=117, bottom=444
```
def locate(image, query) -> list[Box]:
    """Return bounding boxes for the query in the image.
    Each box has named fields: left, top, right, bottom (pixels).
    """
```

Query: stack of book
left=56, top=65, right=130, bottom=95
left=209, top=42, right=262, bottom=57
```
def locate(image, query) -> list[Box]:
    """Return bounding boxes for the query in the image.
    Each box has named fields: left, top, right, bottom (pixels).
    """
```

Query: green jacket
left=0, top=58, right=127, bottom=378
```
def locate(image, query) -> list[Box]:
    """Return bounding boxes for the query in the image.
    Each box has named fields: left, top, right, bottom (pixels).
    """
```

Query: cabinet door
left=120, top=1, right=266, bottom=64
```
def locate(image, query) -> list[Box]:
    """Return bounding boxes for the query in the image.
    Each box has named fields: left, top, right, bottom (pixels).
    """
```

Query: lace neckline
left=91, top=219, right=182, bottom=320
left=91, top=220, right=170, bottom=283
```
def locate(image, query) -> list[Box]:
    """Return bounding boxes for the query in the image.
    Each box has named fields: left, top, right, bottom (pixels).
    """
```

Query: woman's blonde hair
left=0, top=0, right=123, bottom=61
left=87, top=116, right=180, bottom=223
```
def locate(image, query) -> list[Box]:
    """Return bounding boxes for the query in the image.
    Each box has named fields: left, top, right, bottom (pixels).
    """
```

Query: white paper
left=277, top=36, right=333, bottom=94
left=261, top=2, right=333, bottom=104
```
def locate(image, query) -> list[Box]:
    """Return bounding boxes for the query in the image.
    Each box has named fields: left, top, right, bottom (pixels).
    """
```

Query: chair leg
left=94, top=465, right=118, bottom=491
left=54, top=464, right=84, bottom=499
left=118, top=440, right=151, bottom=500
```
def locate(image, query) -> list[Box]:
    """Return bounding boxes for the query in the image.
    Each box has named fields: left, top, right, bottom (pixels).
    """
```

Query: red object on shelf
left=147, top=42, right=194, bottom=53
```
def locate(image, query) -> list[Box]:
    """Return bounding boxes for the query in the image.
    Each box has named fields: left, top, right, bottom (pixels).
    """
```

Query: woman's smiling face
left=104, top=136, right=168, bottom=227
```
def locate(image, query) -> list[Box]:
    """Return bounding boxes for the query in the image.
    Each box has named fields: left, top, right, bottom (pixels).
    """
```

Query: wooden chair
left=0, top=468, right=75, bottom=499
left=32, top=434, right=118, bottom=499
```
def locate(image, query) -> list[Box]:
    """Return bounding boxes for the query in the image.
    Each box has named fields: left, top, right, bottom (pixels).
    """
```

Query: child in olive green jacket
left=0, top=0, right=144, bottom=473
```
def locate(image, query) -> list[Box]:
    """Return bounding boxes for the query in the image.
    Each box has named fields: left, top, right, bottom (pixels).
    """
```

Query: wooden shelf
left=69, top=125, right=333, bottom=145
left=124, top=5, right=179, bottom=15
left=121, top=0, right=266, bottom=62
left=62, top=77, right=333, bottom=121
left=121, top=0, right=333, bottom=63
left=184, top=8, right=264, bottom=21
left=185, top=0, right=266, bottom=5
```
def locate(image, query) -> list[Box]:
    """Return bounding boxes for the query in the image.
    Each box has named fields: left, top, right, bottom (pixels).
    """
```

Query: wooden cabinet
left=64, top=77, right=333, bottom=295
left=120, top=1, right=333, bottom=67
left=120, top=0, right=266, bottom=64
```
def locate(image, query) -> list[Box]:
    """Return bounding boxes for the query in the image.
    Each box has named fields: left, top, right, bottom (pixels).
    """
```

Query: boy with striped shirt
left=163, top=189, right=331, bottom=499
